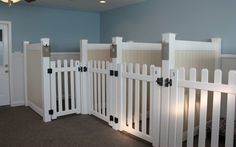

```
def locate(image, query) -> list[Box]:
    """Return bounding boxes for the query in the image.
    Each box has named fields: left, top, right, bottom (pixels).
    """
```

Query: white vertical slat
left=75, top=61, right=81, bottom=114
left=128, top=63, right=133, bottom=129
left=187, top=68, right=197, bottom=147
left=98, top=61, right=102, bottom=114
left=70, top=60, right=75, bottom=110
left=168, top=69, right=179, bottom=147
left=113, top=63, right=119, bottom=130
left=57, top=60, right=63, bottom=113
left=152, top=67, right=161, bottom=147
left=88, top=61, right=93, bottom=113
left=176, top=68, right=185, bottom=147
left=94, top=61, right=98, bottom=112
left=50, top=61, right=57, bottom=119
left=121, top=63, right=127, bottom=130
left=64, top=60, right=69, bottom=111
left=106, top=61, right=110, bottom=117
left=102, top=61, right=106, bottom=115
left=134, top=64, right=140, bottom=131
left=149, top=65, right=155, bottom=138
left=117, top=63, right=123, bottom=130
left=225, top=71, right=236, bottom=147
left=211, top=70, right=222, bottom=147
left=198, top=69, right=209, bottom=147
left=142, top=64, right=147, bottom=134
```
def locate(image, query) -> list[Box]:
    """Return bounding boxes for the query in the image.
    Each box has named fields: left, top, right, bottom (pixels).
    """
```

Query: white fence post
left=80, top=40, right=89, bottom=114
left=211, top=38, right=222, bottom=69
left=23, top=41, right=30, bottom=107
left=41, top=38, right=51, bottom=122
left=160, top=33, right=176, bottom=146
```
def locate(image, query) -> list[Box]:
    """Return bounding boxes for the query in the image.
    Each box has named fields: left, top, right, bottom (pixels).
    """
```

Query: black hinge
left=78, top=66, right=88, bottom=72
left=156, top=77, right=163, bottom=86
left=110, top=70, right=118, bottom=77
left=165, top=78, right=172, bottom=87
left=48, top=68, right=53, bottom=74
left=49, top=109, right=53, bottom=115
left=110, top=115, right=114, bottom=121
left=114, top=117, right=119, bottom=124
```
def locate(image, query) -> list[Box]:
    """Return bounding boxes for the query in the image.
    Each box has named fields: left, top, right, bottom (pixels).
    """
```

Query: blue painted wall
left=0, top=4, right=100, bottom=52
left=101, top=0, right=236, bottom=54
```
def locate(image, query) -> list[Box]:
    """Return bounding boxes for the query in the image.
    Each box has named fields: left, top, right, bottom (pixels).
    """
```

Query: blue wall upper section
left=101, top=0, right=236, bottom=54
left=0, top=4, right=100, bottom=52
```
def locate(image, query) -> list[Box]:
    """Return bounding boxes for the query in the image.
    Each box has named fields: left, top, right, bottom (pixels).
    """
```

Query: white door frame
left=0, top=20, right=13, bottom=106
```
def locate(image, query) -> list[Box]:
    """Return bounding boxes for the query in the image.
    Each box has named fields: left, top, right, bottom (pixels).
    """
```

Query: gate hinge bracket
left=49, top=109, right=53, bottom=115
left=110, top=115, right=114, bottom=121
left=114, top=117, right=119, bottom=124
left=78, top=66, right=88, bottom=72
left=156, top=77, right=163, bottom=86
left=110, top=70, right=118, bottom=77
left=48, top=68, right=53, bottom=74
left=165, top=78, right=172, bottom=87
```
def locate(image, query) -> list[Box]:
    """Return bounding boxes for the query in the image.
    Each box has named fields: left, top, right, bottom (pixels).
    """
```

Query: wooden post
left=41, top=38, right=51, bottom=122
left=211, top=38, right=222, bottom=69
left=80, top=40, right=89, bottom=114
left=23, top=41, right=30, bottom=107
left=160, top=33, right=176, bottom=146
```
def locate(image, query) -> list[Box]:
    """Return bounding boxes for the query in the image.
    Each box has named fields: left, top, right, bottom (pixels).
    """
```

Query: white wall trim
left=28, top=100, right=43, bottom=117
left=51, top=52, right=80, bottom=55
left=221, top=54, right=236, bottom=58
left=0, top=20, right=13, bottom=107
left=11, top=101, right=25, bottom=107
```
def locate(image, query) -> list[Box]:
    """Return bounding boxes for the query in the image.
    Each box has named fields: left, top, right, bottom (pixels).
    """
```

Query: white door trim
left=0, top=20, right=13, bottom=106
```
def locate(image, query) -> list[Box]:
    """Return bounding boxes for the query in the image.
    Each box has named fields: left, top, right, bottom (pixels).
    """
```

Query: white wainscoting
left=221, top=54, right=236, bottom=118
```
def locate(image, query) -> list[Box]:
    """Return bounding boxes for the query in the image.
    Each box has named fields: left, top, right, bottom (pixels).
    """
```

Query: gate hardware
left=110, top=115, right=114, bottom=121
left=165, top=78, right=172, bottom=87
left=156, top=78, right=163, bottom=86
left=110, top=70, right=118, bottom=77
left=78, top=66, right=88, bottom=72
left=48, top=68, right=53, bottom=74
left=114, top=117, right=119, bottom=124
left=49, top=109, right=54, bottom=115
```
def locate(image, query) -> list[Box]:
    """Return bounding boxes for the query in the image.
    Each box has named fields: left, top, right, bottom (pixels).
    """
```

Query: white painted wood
left=42, top=57, right=51, bottom=122
left=122, top=73, right=153, bottom=82
left=87, top=44, right=111, bottom=50
left=225, top=71, right=236, bottom=147
left=113, top=63, right=119, bottom=130
left=142, top=64, right=147, bottom=134
left=121, top=63, right=127, bottom=130
left=168, top=69, right=178, bottom=147
left=97, top=61, right=102, bottom=113
left=123, top=126, right=153, bottom=142
left=94, top=61, right=98, bottom=112
left=63, top=60, right=69, bottom=111
left=75, top=61, right=81, bottom=114
left=112, top=37, right=123, bottom=64
left=176, top=68, right=185, bottom=147
left=117, top=63, right=123, bottom=130
left=70, top=60, right=75, bottom=111
left=101, top=61, right=106, bottom=115
left=106, top=61, right=110, bottom=120
left=211, top=70, right=222, bottom=147
left=122, top=42, right=162, bottom=51
left=198, top=69, right=209, bottom=147
left=152, top=67, right=161, bottom=147
left=57, top=60, right=63, bottom=114
left=221, top=54, right=236, bottom=58
left=175, top=40, right=215, bottom=51
left=23, top=41, right=30, bottom=106
left=28, top=100, right=43, bottom=117
left=128, top=63, right=133, bottom=129
left=50, top=61, right=57, bottom=119
left=134, top=64, right=140, bottom=131
left=211, top=38, right=221, bottom=69
left=187, top=68, right=197, bottom=147
left=149, top=65, right=154, bottom=140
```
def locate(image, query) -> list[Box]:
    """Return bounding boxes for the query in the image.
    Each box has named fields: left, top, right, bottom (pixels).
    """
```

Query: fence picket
left=106, top=61, right=110, bottom=118
left=198, top=69, right=209, bottom=147
left=142, top=64, right=147, bottom=134
left=225, top=71, right=236, bottom=147
left=94, top=61, right=98, bottom=112
left=70, top=60, right=75, bottom=110
left=98, top=61, right=102, bottom=113
left=211, top=70, right=222, bottom=147
left=134, top=64, right=140, bottom=131
left=75, top=61, right=81, bottom=114
left=64, top=60, right=69, bottom=111
left=102, top=61, right=106, bottom=115
left=187, top=68, right=197, bottom=147
left=149, top=65, right=155, bottom=139
left=122, top=63, right=127, bottom=130
left=128, top=63, right=133, bottom=129
left=176, top=68, right=185, bottom=147
left=50, top=61, right=57, bottom=119
left=57, top=60, right=63, bottom=113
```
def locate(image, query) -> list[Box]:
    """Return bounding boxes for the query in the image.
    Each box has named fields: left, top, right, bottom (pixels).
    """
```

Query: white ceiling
left=21, top=0, right=146, bottom=12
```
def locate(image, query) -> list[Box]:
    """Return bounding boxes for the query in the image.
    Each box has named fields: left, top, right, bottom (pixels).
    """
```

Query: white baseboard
left=28, top=100, right=43, bottom=117
left=11, top=101, right=25, bottom=107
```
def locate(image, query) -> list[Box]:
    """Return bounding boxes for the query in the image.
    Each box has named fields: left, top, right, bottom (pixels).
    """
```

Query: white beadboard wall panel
left=11, top=52, right=25, bottom=106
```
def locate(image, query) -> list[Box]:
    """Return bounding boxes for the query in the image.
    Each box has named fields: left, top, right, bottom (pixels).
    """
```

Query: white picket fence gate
left=44, top=59, right=236, bottom=147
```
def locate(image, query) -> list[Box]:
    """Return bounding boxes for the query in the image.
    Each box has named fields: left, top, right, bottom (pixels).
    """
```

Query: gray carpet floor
left=0, top=106, right=151, bottom=147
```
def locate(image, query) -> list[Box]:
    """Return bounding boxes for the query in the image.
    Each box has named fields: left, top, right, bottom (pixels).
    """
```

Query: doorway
left=0, top=21, right=11, bottom=106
